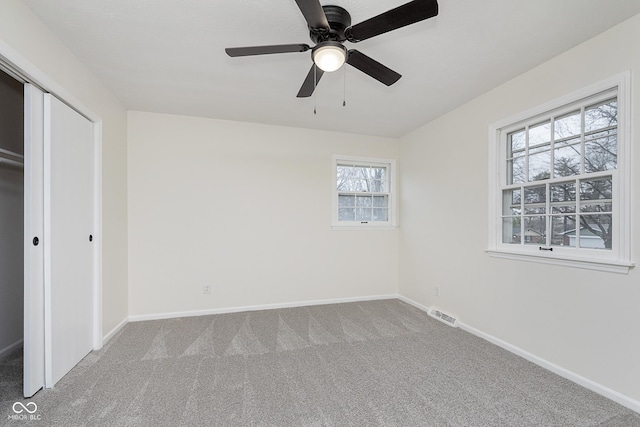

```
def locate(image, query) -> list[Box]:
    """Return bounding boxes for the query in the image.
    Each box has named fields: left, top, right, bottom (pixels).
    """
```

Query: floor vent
left=428, top=307, right=458, bottom=327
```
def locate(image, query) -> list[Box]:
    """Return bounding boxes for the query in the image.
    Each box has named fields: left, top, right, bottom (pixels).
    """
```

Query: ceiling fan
left=225, top=0, right=439, bottom=97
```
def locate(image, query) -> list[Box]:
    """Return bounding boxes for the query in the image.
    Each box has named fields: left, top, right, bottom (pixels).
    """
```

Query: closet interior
left=0, top=68, right=25, bottom=362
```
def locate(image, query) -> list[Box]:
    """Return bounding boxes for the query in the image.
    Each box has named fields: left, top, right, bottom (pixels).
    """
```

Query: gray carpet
left=1, top=299, right=639, bottom=426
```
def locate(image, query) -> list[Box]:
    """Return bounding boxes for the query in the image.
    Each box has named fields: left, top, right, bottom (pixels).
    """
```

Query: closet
left=0, top=60, right=100, bottom=398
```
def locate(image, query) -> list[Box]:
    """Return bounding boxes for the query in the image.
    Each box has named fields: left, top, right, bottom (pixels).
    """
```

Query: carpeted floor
left=1, top=299, right=639, bottom=426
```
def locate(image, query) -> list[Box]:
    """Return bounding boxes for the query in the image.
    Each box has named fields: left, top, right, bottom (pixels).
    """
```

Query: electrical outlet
left=203, top=285, right=211, bottom=294
left=434, top=286, right=440, bottom=297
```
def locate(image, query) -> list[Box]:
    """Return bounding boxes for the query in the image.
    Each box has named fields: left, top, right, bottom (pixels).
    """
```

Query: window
left=488, top=73, right=633, bottom=273
left=332, top=155, right=397, bottom=229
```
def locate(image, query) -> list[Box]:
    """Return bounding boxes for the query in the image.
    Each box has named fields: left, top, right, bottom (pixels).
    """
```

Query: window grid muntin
left=504, top=174, right=614, bottom=249
left=336, top=160, right=391, bottom=224
left=501, top=91, right=617, bottom=251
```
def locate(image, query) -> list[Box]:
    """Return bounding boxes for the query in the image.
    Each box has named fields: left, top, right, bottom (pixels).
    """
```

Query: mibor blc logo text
left=8, top=402, right=41, bottom=421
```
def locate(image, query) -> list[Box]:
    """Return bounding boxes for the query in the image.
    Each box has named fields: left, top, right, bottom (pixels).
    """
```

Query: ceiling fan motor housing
left=309, top=5, right=352, bottom=43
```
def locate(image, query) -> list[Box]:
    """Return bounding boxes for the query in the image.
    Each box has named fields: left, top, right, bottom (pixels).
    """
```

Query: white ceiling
left=22, top=0, right=640, bottom=138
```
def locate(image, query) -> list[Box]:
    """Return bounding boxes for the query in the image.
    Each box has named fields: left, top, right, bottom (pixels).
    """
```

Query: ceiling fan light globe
left=313, top=45, right=346, bottom=72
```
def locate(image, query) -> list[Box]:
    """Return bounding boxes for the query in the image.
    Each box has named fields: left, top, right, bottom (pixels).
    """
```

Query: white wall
left=399, top=14, right=640, bottom=403
left=128, top=111, right=399, bottom=316
left=0, top=0, right=129, bottom=337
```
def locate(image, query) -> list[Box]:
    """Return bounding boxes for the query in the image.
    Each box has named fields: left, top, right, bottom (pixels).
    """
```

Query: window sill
left=486, top=249, right=634, bottom=274
left=331, top=225, right=398, bottom=231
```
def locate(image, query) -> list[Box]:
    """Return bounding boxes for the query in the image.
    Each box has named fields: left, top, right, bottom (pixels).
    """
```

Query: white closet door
left=44, top=94, right=94, bottom=387
left=23, top=84, right=45, bottom=397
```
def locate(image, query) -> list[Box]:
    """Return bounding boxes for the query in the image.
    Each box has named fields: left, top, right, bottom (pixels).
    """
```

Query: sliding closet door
left=44, top=94, right=94, bottom=387
left=23, top=84, right=45, bottom=397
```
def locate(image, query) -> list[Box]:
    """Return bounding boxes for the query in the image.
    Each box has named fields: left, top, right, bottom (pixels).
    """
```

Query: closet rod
left=0, top=147, right=23, bottom=159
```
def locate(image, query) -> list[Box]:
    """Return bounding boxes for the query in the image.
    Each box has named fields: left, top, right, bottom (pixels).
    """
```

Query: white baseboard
left=459, top=322, right=640, bottom=414
left=128, top=294, right=400, bottom=322
left=102, top=317, right=128, bottom=344
left=0, top=339, right=23, bottom=359
left=396, top=294, right=431, bottom=313
left=397, top=295, right=640, bottom=414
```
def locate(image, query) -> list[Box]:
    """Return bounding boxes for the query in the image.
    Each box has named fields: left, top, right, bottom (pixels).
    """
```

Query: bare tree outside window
left=336, top=162, right=390, bottom=223
left=502, top=98, right=616, bottom=249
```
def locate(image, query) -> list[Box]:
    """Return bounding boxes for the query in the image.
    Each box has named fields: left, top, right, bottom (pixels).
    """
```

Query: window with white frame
left=488, top=73, right=633, bottom=273
left=332, top=155, right=396, bottom=228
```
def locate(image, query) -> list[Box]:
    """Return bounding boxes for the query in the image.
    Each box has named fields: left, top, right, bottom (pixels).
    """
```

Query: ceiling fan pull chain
left=314, top=65, right=317, bottom=114
left=343, top=65, right=347, bottom=107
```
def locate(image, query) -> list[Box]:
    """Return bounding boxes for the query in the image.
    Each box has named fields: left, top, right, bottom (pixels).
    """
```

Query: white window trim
left=332, top=154, right=398, bottom=230
left=487, top=72, right=634, bottom=274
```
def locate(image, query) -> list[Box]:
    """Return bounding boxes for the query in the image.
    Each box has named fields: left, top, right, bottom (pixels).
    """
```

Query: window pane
left=524, top=206, right=545, bottom=215
left=578, top=214, right=611, bottom=249
left=338, top=164, right=388, bottom=192
left=554, top=111, right=581, bottom=140
left=585, top=130, right=617, bottom=172
left=373, top=195, right=388, bottom=208
left=508, top=129, right=525, bottom=154
left=337, top=181, right=352, bottom=191
left=337, top=165, right=354, bottom=176
left=502, top=189, right=521, bottom=215
left=580, top=178, right=612, bottom=214
left=337, top=166, right=377, bottom=192
left=529, top=121, right=552, bottom=182
left=551, top=215, right=576, bottom=246
left=338, top=195, right=355, bottom=207
left=551, top=182, right=576, bottom=202
left=528, top=146, right=551, bottom=181
left=369, top=179, right=385, bottom=192
left=585, top=99, right=617, bottom=133
left=354, top=166, right=369, bottom=179
left=337, top=180, right=358, bottom=192
left=356, top=208, right=372, bottom=221
left=524, top=185, right=545, bottom=204
left=357, top=179, right=371, bottom=192
left=356, top=195, right=372, bottom=207
left=337, top=166, right=355, bottom=191
left=502, top=217, right=521, bottom=244
left=551, top=204, right=576, bottom=214
left=553, top=139, right=581, bottom=177
left=338, top=208, right=355, bottom=221
left=372, top=208, right=388, bottom=221
left=580, top=177, right=612, bottom=201
left=523, top=216, right=546, bottom=245
left=581, top=202, right=612, bottom=213
left=529, top=121, right=551, bottom=146
left=369, top=167, right=386, bottom=182
left=508, top=156, right=525, bottom=184
left=550, top=183, right=576, bottom=214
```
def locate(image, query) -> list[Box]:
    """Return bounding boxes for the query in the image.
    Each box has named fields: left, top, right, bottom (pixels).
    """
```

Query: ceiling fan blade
left=297, top=64, right=324, bottom=97
left=347, top=50, right=401, bottom=86
left=294, top=0, right=330, bottom=30
left=225, top=44, right=310, bottom=57
left=346, top=0, right=438, bottom=42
